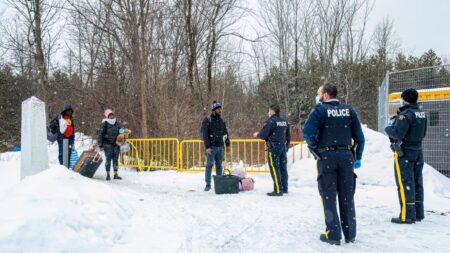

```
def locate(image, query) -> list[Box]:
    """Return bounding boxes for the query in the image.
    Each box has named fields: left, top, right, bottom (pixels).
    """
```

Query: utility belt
left=391, top=140, right=422, bottom=157
left=267, top=141, right=286, bottom=150
left=317, top=145, right=352, bottom=153
left=390, top=142, right=403, bottom=157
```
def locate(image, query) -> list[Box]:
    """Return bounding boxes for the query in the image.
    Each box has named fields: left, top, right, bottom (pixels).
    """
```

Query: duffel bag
left=213, top=169, right=240, bottom=194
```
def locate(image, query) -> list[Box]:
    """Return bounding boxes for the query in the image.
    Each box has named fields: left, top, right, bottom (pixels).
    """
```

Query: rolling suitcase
left=213, top=169, right=240, bottom=194
left=73, top=151, right=103, bottom=178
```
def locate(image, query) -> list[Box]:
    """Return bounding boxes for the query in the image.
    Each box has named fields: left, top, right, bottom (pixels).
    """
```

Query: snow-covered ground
left=1, top=129, right=450, bottom=253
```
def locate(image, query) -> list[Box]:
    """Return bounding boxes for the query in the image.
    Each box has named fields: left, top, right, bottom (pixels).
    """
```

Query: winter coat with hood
left=49, top=104, right=75, bottom=143
left=98, top=118, right=121, bottom=147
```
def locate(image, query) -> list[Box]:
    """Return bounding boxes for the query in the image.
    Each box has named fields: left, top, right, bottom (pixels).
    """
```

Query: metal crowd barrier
left=119, top=138, right=179, bottom=171
left=120, top=138, right=308, bottom=172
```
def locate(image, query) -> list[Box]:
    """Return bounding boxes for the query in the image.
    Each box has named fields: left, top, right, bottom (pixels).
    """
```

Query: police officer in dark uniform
left=254, top=104, right=290, bottom=196
left=302, top=83, right=365, bottom=245
left=385, top=88, right=427, bottom=224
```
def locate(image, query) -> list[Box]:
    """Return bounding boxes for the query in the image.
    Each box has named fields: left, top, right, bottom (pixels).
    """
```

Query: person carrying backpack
left=200, top=101, right=231, bottom=191
left=48, top=104, right=75, bottom=166
left=98, top=109, right=122, bottom=181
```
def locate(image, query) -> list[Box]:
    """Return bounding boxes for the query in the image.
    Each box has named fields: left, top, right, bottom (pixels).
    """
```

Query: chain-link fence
left=378, top=65, right=450, bottom=177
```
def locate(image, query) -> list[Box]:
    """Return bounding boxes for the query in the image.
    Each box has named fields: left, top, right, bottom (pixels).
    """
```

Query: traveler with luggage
left=200, top=101, right=231, bottom=191
left=48, top=104, right=75, bottom=167
left=98, top=109, right=123, bottom=180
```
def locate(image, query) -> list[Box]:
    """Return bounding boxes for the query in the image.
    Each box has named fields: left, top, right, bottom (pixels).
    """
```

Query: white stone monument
left=21, top=96, right=49, bottom=179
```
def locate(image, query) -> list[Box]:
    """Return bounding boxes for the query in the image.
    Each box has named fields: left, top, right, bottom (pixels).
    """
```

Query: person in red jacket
left=49, top=104, right=75, bottom=166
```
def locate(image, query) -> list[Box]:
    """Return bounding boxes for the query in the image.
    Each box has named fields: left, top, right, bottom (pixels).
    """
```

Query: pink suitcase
left=240, top=177, right=255, bottom=191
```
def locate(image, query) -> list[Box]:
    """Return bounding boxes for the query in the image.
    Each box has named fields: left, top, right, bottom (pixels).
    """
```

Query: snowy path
left=1, top=128, right=450, bottom=252
left=1, top=163, right=450, bottom=252
left=100, top=168, right=450, bottom=253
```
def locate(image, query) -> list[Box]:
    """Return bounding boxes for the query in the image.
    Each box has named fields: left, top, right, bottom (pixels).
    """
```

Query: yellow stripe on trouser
left=317, top=160, right=329, bottom=239
left=394, top=152, right=407, bottom=221
left=269, top=152, right=281, bottom=193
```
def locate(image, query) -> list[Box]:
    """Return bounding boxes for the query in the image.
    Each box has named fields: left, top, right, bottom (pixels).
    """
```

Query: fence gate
left=378, top=65, right=450, bottom=177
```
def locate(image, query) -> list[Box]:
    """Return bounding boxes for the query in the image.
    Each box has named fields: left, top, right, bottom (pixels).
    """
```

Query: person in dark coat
left=302, top=83, right=365, bottom=245
left=201, top=101, right=231, bottom=191
left=254, top=104, right=290, bottom=196
left=385, top=88, right=427, bottom=224
left=49, top=104, right=75, bottom=166
left=98, top=109, right=122, bottom=180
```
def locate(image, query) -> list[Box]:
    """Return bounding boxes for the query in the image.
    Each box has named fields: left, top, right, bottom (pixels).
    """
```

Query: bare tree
left=3, top=0, right=62, bottom=99
left=336, top=0, right=373, bottom=102
left=373, top=16, right=400, bottom=56
left=67, top=0, right=160, bottom=136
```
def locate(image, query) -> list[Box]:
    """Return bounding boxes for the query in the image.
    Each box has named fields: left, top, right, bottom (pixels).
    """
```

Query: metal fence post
left=63, top=139, right=69, bottom=168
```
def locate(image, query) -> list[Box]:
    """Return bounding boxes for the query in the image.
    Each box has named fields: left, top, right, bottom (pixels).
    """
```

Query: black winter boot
left=267, top=191, right=283, bottom=197
left=391, top=217, right=415, bottom=224
left=320, top=234, right=340, bottom=245
left=345, top=238, right=355, bottom=243
left=113, top=171, right=122, bottom=180
left=204, top=184, right=211, bottom=191
left=106, top=173, right=111, bottom=181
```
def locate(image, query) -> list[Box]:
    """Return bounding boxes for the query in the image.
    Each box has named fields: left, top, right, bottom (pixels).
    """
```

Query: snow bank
left=288, top=126, right=450, bottom=197
left=0, top=166, right=133, bottom=253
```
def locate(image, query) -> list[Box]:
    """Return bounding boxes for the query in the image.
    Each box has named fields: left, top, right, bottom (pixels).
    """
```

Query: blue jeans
left=205, top=146, right=224, bottom=185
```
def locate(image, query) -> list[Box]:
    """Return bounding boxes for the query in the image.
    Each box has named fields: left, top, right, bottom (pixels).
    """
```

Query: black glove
left=391, top=142, right=404, bottom=157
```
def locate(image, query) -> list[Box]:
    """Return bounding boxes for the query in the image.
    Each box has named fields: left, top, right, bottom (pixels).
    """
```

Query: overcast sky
left=368, top=0, right=450, bottom=61
left=1, top=0, right=449, bottom=62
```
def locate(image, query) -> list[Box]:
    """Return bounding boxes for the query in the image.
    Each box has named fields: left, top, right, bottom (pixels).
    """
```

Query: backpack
left=47, top=116, right=59, bottom=142
left=199, top=116, right=211, bottom=140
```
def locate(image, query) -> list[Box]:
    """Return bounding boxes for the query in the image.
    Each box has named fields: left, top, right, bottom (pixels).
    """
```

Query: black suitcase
left=73, top=151, right=103, bottom=178
left=213, top=169, right=240, bottom=194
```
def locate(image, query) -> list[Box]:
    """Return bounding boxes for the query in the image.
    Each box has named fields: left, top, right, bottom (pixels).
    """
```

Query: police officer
left=302, top=83, right=365, bottom=245
left=385, top=88, right=427, bottom=224
left=201, top=101, right=231, bottom=191
left=254, top=104, right=290, bottom=196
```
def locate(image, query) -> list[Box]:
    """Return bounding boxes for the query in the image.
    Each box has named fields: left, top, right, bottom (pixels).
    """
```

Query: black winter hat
left=401, top=88, right=419, bottom=103
left=61, top=104, right=73, bottom=115
left=211, top=101, right=222, bottom=111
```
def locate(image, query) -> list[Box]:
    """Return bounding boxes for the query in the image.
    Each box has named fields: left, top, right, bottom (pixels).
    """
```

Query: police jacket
left=385, top=103, right=427, bottom=150
left=98, top=120, right=121, bottom=147
left=257, top=114, right=290, bottom=148
left=302, top=99, right=365, bottom=160
left=202, top=113, right=230, bottom=149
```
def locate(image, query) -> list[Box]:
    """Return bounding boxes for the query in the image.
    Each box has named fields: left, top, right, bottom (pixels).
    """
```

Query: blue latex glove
left=354, top=160, right=361, bottom=169
left=386, top=120, right=393, bottom=128
left=119, top=128, right=125, bottom=134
